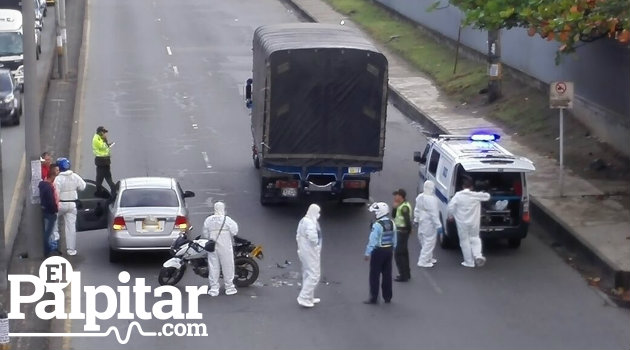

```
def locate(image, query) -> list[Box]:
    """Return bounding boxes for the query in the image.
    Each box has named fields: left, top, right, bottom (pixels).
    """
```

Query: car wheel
left=38, top=45, right=42, bottom=55
left=109, top=248, right=122, bottom=263
left=36, top=47, right=40, bottom=60
left=12, top=111, right=19, bottom=126
left=507, top=238, right=522, bottom=249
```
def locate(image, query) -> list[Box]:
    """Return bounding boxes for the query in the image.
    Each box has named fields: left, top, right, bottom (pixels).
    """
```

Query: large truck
left=247, top=23, right=388, bottom=205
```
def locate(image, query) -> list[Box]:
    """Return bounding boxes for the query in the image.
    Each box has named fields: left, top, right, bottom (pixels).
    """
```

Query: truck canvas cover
left=251, top=23, right=388, bottom=168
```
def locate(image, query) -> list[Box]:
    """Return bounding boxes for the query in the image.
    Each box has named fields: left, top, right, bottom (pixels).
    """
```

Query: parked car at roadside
left=75, top=177, right=196, bottom=263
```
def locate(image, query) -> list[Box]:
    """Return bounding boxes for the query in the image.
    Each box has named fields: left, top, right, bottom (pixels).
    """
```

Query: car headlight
left=3, top=93, right=14, bottom=103
left=16, top=66, right=24, bottom=76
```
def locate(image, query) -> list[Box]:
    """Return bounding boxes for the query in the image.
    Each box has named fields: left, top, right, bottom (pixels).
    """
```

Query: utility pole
left=60, top=0, right=68, bottom=78
left=54, top=0, right=67, bottom=79
left=0, top=127, right=5, bottom=289
left=487, top=29, right=502, bottom=103
left=22, top=0, right=44, bottom=259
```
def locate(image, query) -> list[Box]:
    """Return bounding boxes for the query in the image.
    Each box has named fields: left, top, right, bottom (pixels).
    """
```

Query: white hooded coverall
left=414, top=180, right=442, bottom=267
left=203, top=202, right=239, bottom=295
left=447, top=188, right=491, bottom=266
left=296, top=204, right=322, bottom=306
left=54, top=170, right=87, bottom=252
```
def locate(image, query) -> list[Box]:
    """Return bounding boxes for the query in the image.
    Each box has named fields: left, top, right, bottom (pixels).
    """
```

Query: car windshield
left=0, top=32, right=23, bottom=56
left=119, top=188, right=179, bottom=207
left=0, top=73, right=12, bottom=92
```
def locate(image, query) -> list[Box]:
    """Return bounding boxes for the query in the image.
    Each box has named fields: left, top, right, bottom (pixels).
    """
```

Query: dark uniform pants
left=96, top=165, right=116, bottom=194
left=369, top=247, right=393, bottom=302
left=395, top=228, right=411, bottom=279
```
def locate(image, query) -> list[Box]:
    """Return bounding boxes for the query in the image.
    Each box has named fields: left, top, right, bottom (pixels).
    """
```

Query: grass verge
left=324, top=0, right=555, bottom=138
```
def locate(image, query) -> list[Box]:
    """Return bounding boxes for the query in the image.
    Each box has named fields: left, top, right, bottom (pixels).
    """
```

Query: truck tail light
left=175, top=216, right=189, bottom=230
left=343, top=180, right=366, bottom=189
left=275, top=180, right=299, bottom=188
left=112, top=217, right=126, bottom=231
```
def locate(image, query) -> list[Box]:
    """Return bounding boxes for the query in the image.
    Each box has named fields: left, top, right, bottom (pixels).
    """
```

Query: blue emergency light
left=470, top=133, right=500, bottom=142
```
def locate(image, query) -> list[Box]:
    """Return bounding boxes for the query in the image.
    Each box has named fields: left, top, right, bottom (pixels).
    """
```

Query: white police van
left=413, top=133, right=535, bottom=249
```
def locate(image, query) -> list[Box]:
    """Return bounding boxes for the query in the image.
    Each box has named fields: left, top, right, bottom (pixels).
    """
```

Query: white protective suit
left=447, top=188, right=491, bottom=267
left=414, top=180, right=442, bottom=267
left=203, top=202, right=239, bottom=295
left=296, top=204, right=322, bottom=307
left=53, top=170, right=86, bottom=254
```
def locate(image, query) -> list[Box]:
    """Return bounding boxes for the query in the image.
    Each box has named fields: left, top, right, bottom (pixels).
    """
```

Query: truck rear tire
left=260, top=178, right=271, bottom=206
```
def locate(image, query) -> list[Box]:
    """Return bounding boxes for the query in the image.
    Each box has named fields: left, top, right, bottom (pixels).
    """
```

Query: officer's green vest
left=394, top=201, right=412, bottom=229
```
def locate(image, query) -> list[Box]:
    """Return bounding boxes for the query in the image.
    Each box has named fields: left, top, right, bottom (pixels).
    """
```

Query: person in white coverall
left=414, top=180, right=442, bottom=268
left=53, top=158, right=86, bottom=256
left=296, top=204, right=322, bottom=308
left=203, top=201, right=239, bottom=296
left=447, top=177, right=491, bottom=268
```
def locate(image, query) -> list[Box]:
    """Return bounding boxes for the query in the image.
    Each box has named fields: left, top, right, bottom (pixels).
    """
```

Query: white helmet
left=368, top=202, right=389, bottom=219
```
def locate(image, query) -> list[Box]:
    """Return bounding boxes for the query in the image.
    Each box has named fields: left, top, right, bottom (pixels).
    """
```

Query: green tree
left=449, top=0, right=630, bottom=53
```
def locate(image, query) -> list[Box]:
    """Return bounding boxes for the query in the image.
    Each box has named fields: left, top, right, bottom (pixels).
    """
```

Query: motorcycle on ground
left=158, top=227, right=264, bottom=287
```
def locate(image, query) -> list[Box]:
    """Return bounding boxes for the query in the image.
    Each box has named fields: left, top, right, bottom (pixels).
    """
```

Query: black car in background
left=0, top=68, right=22, bottom=125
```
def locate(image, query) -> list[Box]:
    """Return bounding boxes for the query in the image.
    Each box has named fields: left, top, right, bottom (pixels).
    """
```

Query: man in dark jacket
left=39, top=164, right=60, bottom=256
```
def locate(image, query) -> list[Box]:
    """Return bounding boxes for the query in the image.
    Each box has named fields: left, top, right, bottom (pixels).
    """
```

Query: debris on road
left=276, top=260, right=292, bottom=269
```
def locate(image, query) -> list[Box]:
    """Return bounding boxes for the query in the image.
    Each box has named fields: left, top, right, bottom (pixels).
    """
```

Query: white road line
left=166, top=46, right=172, bottom=55
left=421, top=269, right=443, bottom=294
left=201, top=151, right=212, bottom=169
left=172, top=65, right=179, bottom=76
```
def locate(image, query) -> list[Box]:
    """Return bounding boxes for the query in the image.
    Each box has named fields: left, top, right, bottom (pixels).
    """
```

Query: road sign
left=550, top=81, right=574, bottom=109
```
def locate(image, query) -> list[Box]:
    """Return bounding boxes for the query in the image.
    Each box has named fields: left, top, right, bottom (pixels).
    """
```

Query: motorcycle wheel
left=158, top=265, right=187, bottom=286
left=233, top=256, right=259, bottom=288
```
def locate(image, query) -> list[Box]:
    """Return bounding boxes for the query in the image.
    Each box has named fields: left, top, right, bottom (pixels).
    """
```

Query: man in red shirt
left=41, top=152, right=52, bottom=180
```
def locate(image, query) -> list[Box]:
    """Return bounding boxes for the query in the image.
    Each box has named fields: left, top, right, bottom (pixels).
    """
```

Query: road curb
left=70, top=0, right=90, bottom=169
left=282, top=0, right=630, bottom=290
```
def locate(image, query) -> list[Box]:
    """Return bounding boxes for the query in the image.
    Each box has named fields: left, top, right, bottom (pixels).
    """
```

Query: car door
left=76, top=180, right=111, bottom=232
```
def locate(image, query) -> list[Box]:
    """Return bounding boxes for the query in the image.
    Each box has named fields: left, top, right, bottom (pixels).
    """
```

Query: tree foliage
left=445, top=0, right=630, bottom=55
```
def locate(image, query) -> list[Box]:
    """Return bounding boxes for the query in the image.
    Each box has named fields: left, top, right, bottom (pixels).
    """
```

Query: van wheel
left=507, top=238, right=522, bottom=249
left=440, top=219, right=458, bottom=249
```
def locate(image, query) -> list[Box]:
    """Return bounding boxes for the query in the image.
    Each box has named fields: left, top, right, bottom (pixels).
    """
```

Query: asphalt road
left=1, top=8, right=56, bottom=228
left=54, top=0, right=630, bottom=348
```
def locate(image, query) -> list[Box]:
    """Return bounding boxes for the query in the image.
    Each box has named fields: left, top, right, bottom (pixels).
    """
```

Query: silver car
left=76, top=177, right=196, bottom=263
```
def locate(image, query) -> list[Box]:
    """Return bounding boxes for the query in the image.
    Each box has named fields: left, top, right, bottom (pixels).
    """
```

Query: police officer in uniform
left=92, top=126, right=116, bottom=197
left=364, top=202, right=397, bottom=304
left=392, top=189, right=412, bottom=282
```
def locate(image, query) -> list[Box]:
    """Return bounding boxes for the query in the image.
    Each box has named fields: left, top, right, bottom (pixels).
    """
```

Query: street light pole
left=22, top=0, right=44, bottom=259
left=55, top=0, right=62, bottom=78
left=60, top=0, right=68, bottom=79
left=0, top=127, right=5, bottom=288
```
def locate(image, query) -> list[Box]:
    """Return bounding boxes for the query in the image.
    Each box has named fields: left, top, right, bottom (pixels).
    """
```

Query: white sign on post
left=550, top=81, right=574, bottom=109
left=549, top=81, right=574, bottom=197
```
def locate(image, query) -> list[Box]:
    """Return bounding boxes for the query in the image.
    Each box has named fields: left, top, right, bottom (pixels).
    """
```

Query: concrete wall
left=374, top=0, right=630, bottom=156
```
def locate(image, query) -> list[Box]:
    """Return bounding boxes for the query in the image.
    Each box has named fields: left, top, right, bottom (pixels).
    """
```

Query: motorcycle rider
left=53, top=157, right=86, bottom=256
left=203, top=201, right=239, bottom=296
left=296, top=204, right=322, bottom=308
